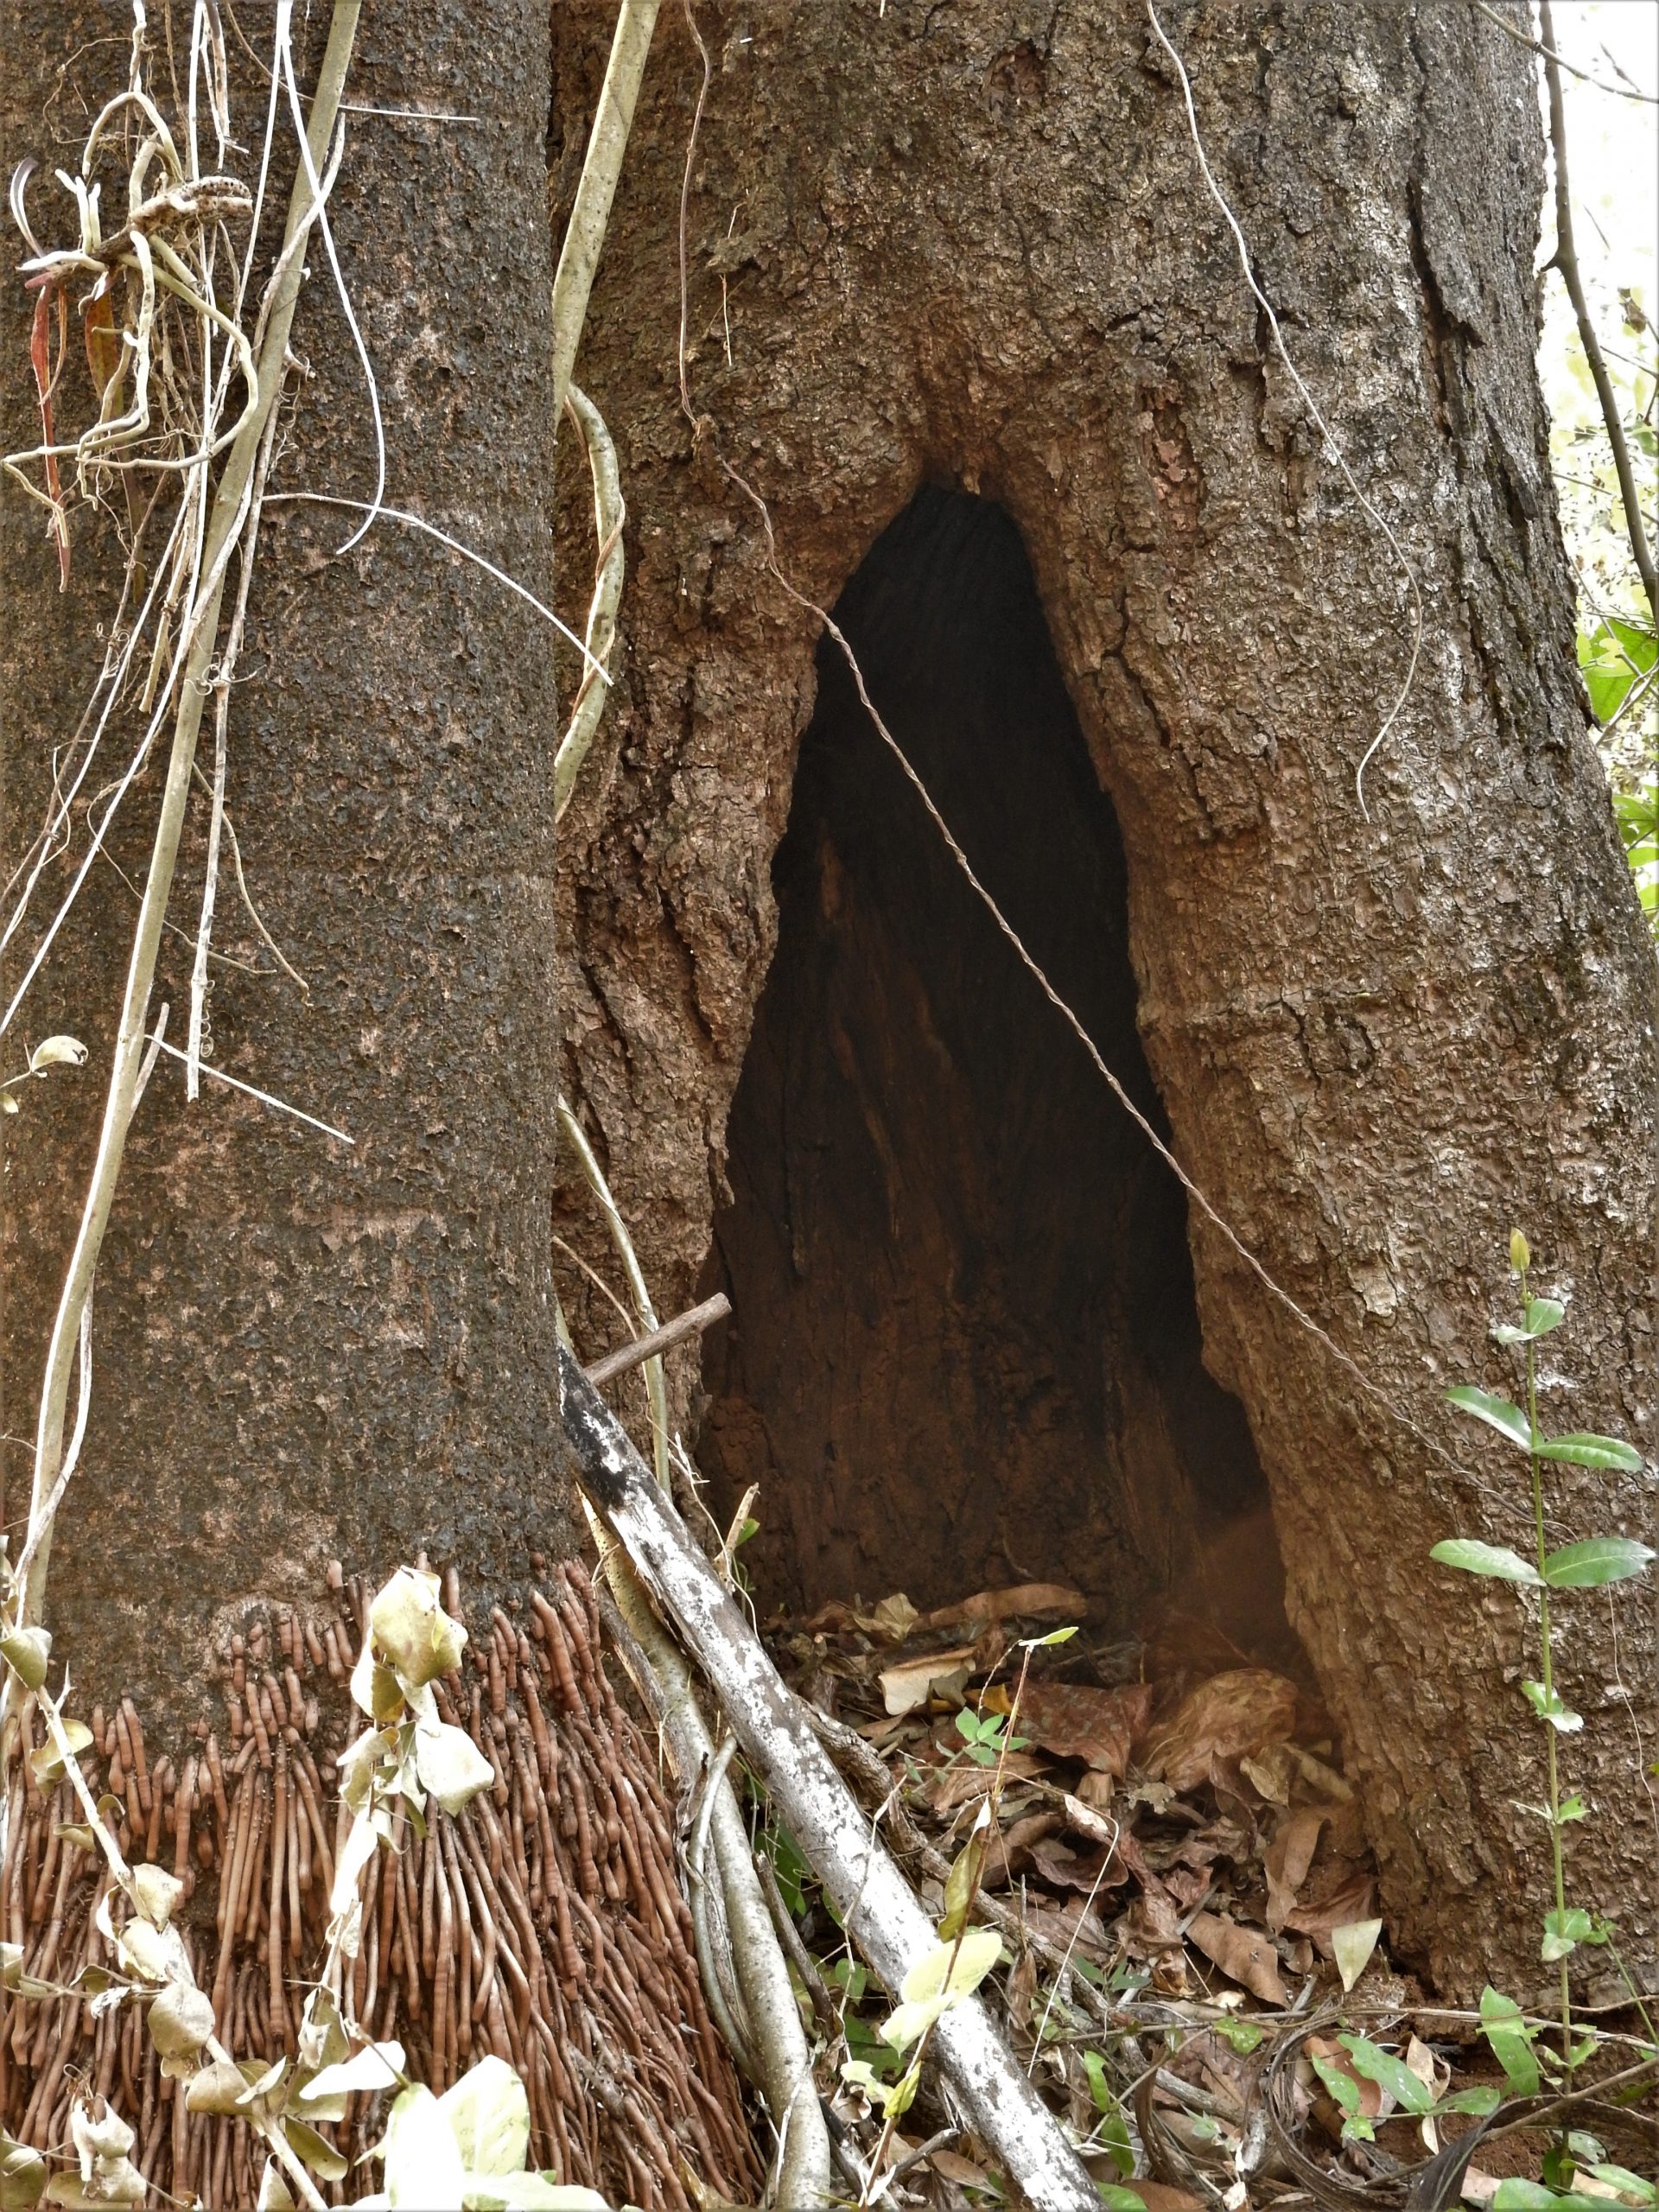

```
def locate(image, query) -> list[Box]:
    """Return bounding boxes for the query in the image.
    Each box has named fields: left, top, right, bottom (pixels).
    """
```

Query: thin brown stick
left=584, top=1293, right=730, bottom=1386
left=1539, top=0, right=1658, bottom=622
left=1471, top=0, right=1657, bottom=103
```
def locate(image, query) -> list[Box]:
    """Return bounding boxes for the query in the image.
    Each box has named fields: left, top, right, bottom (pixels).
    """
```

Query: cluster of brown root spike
left=0, top=1560, right=763, bottom=2209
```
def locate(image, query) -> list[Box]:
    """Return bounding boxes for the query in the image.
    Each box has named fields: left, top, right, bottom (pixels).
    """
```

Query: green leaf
left=1491, top=2185, right=1606, bottom=2212
left=1522, top=1681, right=1584, bottom=1732
left=1480, top=1986, right=1541, bottom=2098
left=1310, top=2055, right=1361, bottom=2117
left=1338, top=2033, right=1434, bottom=2116
left=1587, top=2164, right=1657, bottom=2207
left=1535, top=1433, right=1644, bottom=1472
left=883, top=1928, right=1002, bottom=2050
left=1445, top=1386, right=1534, bottom=1451
left=381, top=2085, right=466, bottom=2211
left=1430, top=1539, right=1541, bottom=1585
left=462, top=2180, right=610, bottom=2211
left=1212, top=2018, right=1265, bottom=2053
left=1542, top=1906, right=1596, bottom=1962
left=1542, top=1537, right=1655, bottom=1588
left=1309, top=2054, right=1373, bottom=2144
left=439, top=2056, right=529, bottom=2179
left=1080, top=2052, right=1134, bottom=2173
left=1435, top=2083, right=1502, bottom=2118
left=1524, top=1297, right=1567, bottom=1338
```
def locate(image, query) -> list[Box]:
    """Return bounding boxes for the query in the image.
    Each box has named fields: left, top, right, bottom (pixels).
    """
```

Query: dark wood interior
left=699, top=487, right=1290, bottom=1657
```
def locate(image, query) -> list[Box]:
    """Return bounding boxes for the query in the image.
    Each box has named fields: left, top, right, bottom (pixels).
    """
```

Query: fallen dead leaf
left=879, top=1644, right=977, bottom=1716
left=868, top=1591, right=920, bottom=1642
left=1062, top=1791, right=1119, bottom=1847
left=1111, top=2188, right=1205, bottom=2212
left=919, top=1581, right=1087, bottom=1632
left=1142, top=1669, right=1300, bottom=1790
left=931, top=2148, right=997, bottom=2189
left=1264, top=1805, right=1327, bottom=1933
left=1073, top=1768, right=1116, bottom=1815
left=1283, top=1870, right=1377, bottom=1953
left=920, top=1749, right=1044, bottom=1812
left=1186, top=1910, right=1287, bottom=2005
left=1241, top=1739, right=1297, bottom=1805
left=1020, top=1679, right=1154, bottom=1775
left=1307, top=2032, right=1389, bottom=2126
left=1027, top=1835, right=1113, bottom=1892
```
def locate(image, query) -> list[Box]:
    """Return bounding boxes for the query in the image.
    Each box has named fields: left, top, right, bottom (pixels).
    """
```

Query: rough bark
left=550, top=0, right=1658, bottom=1996
left=0, top=5, right=759, bottom=2197
left=0, top=0, right=570, bottom=1722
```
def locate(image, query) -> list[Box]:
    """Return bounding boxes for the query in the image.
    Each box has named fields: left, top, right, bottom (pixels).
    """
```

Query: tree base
left=1, top=1562, right=760, bottom=2209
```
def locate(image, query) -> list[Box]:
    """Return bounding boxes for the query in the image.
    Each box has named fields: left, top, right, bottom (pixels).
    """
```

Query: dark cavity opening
left=699, top=488, right=1290, bottom=1660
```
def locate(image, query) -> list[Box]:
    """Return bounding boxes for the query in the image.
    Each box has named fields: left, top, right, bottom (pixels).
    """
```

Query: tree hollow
left=699, top=488, right=1290, bottom=1658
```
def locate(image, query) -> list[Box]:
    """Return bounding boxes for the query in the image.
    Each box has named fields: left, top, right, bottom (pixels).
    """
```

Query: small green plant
left=952, top=1704, right=1030, bottom=1767
left=1430, top=1230, right=1651, bottom=2180
left=1309, top=2033, right=1501, bottom=2150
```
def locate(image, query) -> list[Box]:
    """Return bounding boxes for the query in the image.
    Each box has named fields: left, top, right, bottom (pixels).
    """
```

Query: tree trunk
left=0, top=6, right=758, bottom=2199
left=550, top=0, right=1657, bottom=1999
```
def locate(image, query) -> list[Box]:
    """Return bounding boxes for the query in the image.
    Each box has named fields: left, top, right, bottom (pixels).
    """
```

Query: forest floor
left=759, top=1580, right=1653, bottom=2209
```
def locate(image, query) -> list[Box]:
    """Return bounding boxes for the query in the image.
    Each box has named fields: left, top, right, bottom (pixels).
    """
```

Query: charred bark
left=550, top=0, right=1658, bottom=1995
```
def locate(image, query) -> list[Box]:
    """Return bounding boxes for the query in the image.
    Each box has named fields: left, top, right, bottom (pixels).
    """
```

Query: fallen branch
left=558, top=1346, right=1101, bottom=2212
left=590, top=1514, right=834, bottom=2208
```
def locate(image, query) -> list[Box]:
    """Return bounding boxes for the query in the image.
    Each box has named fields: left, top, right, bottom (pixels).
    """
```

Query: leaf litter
left=758, top=1580, right=1650, bottom=2209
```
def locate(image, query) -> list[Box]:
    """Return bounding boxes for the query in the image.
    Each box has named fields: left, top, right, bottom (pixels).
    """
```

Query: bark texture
left=1, top=1, right=571, bottom=1720
left=550, top=0, right=1659, bottom=1995
left=0, top=6, right=758, bottom=2196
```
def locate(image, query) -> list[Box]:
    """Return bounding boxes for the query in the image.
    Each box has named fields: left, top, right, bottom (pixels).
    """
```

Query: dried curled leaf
left=369, top=1567, right=467, bottom=1690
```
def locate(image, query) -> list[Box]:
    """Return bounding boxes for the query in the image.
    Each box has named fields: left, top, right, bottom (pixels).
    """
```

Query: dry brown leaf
left=1073, top=1768, right=1116, bottom=1814
left=1264, top=1805, right=1327, bottom=1933
left=1186, top=1910, right=1287, bottom=2004
left=931, top=2149, right=998, bottom=2190
left=879, top=1643, right=976, bottom=1716
left=1111, top=2185, right=1205, bottom=2212
left=1283, top=1869, right=1376, bottom=1952
left=1126, top=1884, right=1184, bottom=1951
left=1020, top=1679, right=1154, bottom=1775
left=919, top=1581, right=1087, bottom=1632
left=1241, top=1738, right=1297, bottom=1805
left=1142, top=1669, right=1300, bottom=1789
left=1061, top=1791, right=1119, bottom=1847
left=920, top=1748, right=1044, bottom=1812
left=1027, top=1836, right=1114, bottom=1892
left=868, top=1591, right=920, bottom=1641
left=1004, top=1947, right=1038, bottom=2033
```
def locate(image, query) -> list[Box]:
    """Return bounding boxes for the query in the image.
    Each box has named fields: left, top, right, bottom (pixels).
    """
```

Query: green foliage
left=1433, top=1237, right=1651, bottom=2135
left=953, top=1706, right=1029, bottom=1768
